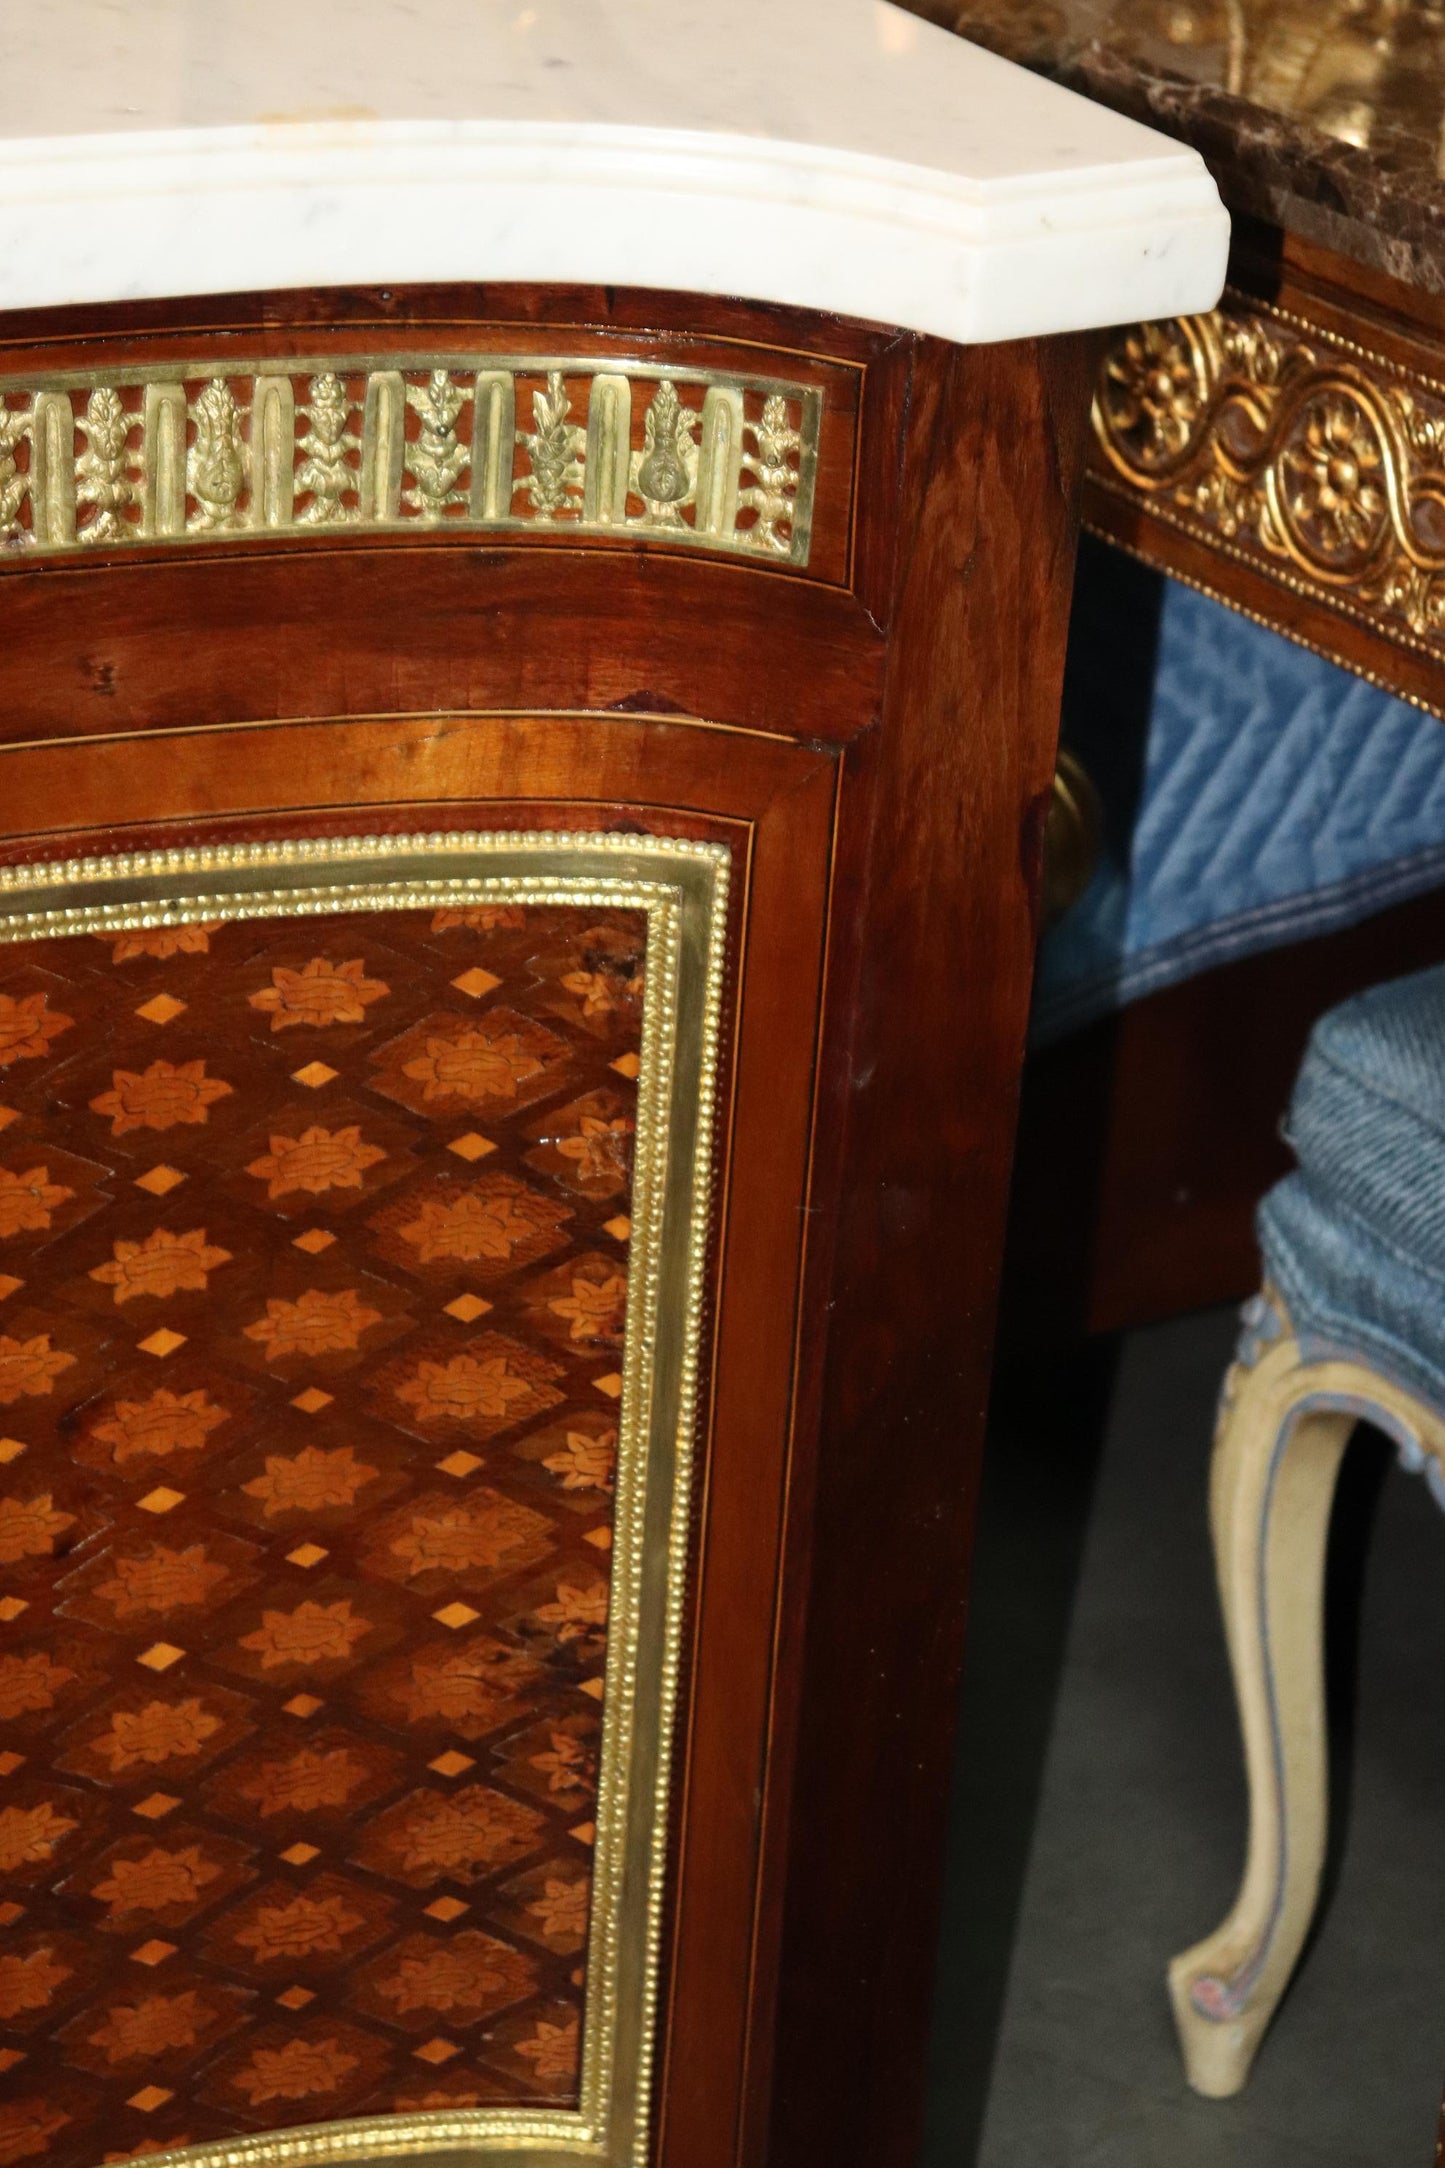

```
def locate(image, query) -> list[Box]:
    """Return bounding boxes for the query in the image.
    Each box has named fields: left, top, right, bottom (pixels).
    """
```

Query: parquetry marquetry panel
left=0, top=899, right=648, bottom=2168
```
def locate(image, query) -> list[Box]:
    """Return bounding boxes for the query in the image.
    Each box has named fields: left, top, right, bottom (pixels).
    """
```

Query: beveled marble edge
left=0, top=0, right=1227, bottom=343
left=0, top=123, right=1228, bottom=343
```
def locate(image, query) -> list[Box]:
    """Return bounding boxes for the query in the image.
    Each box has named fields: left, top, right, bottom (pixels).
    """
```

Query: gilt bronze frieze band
left=0, top=362, right=820, bottom=568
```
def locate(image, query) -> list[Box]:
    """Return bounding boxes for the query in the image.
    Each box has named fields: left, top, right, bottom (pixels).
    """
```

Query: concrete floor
left=923, top=1307, right=1445, bottom=2167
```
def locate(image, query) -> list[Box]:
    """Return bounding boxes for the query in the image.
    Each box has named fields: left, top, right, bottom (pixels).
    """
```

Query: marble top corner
left=0, top=0, right=1226, bottom=343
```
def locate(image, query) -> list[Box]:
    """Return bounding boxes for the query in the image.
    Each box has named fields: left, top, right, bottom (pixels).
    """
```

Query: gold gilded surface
left=1091, top=289, right=1445, bottom=655
left=0, top=830, right=730, bottom=2168
left=0, top=361, right=820, bottom=568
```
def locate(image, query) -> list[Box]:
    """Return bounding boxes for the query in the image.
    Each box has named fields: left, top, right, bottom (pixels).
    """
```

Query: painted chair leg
left=1168, top=1312, right=1355, bottom=2098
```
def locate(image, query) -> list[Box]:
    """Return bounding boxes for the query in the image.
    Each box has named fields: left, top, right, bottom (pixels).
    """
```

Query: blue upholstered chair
left=1169, top=961, right=1445, bottom=2098
left=1161, top=962, right=1445, bottom=2098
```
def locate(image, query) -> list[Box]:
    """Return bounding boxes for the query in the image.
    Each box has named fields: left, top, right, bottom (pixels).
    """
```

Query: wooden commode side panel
left=0, top=283, right=1098, bottom=2168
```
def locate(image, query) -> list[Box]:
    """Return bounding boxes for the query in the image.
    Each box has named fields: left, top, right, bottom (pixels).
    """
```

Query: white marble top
left=0, top=0, right=1227, bottom=342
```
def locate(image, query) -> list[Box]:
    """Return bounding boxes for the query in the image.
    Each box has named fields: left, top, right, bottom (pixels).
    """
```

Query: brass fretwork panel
left=0, top=360, right=820, bottom=568
left=0, top=832, right=727, bottom=2168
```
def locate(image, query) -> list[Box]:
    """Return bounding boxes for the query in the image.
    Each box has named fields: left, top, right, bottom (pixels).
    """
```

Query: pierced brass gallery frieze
left=1090, top=293, right=1445, bottom=655
left=0, top=358, right=821, bottom=568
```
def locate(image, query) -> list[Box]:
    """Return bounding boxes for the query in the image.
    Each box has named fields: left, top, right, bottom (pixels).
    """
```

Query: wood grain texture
left=757, top=331, right=1095, bottom=2168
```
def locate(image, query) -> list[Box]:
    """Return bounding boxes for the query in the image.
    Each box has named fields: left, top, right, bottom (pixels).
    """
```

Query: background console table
left=0, top=9, right=1224, bottom=2168
left=910, top=0, right=1445, bottom=1344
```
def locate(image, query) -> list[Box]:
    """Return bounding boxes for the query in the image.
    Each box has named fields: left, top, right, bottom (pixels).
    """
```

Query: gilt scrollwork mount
left=1090, top=293, right=1445, bottom=656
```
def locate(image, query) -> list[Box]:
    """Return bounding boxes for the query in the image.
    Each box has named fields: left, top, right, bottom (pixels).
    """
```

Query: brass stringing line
left=631, top=849, right=728, bottom=2154
left=0, top=313, right=863, bottom=377
left=0, top=356, right=818, bottom=566
left=0, top=831, right=728, bottom=2168
left=576, top=888, right=684, bottom=2124
left=0, top=707, right=801, bottom=761
left=579, top=893, right=679, bottom=2136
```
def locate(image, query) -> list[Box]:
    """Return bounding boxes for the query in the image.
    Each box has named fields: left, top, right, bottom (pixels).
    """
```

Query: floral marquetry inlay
left=0, top=889, right=660, bottom=2168
left=0, top=356, right=821, bottom=569
left=1091, top=290, right=1445, bottom=656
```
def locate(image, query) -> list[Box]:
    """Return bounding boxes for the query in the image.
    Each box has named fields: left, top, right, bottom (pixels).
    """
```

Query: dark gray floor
left=923, top=1307, right=1445, bottom=2167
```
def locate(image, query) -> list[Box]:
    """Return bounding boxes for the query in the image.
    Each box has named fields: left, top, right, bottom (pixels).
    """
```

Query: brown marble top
left=903, top=0, right=1445, bottom=296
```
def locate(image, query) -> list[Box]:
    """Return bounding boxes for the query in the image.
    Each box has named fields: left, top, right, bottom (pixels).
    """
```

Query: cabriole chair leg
left=1170, top=1291, right=1445, bottom=2097
left=1169, top=1304, right=1353, bottom=2097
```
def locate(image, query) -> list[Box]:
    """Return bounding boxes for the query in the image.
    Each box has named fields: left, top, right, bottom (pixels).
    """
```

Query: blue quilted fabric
left=1285, top=963, right=1445, bottom=1265
left=1259, top=961, right=1445, bottom=1418
left=1033, top=539, right=1445, bottom=1045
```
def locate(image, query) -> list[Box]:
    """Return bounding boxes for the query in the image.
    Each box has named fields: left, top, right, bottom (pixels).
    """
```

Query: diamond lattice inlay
left=136, top=1640, right=186, bottom=1671
left=446, top=1131, right=496, bottom=1162
left=131, top=1791, right=181, bottom=1819
left=432, top=1600, right=481, bottom=1631
left=126, top=2086, right=173, bottom=2114
left=129, top=1939, right=177, bottom=1968
left=134, top=1163, right=186, bottom=1196
left=137, top=1326, right=187, bottom=1358
left=135, top=993, right=187, bottom=1026
left=292, top=1227, right=337, bottom=1255
left=135, top=1484, right=185, bottom=1513
left=436, top=1448, right=485, bottom=1478
left=451, top=968, right=502, bottom=1000
left=428, top=1750, right=475, bottom=1778
left=442, top=1293, right=492, bottom=1324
